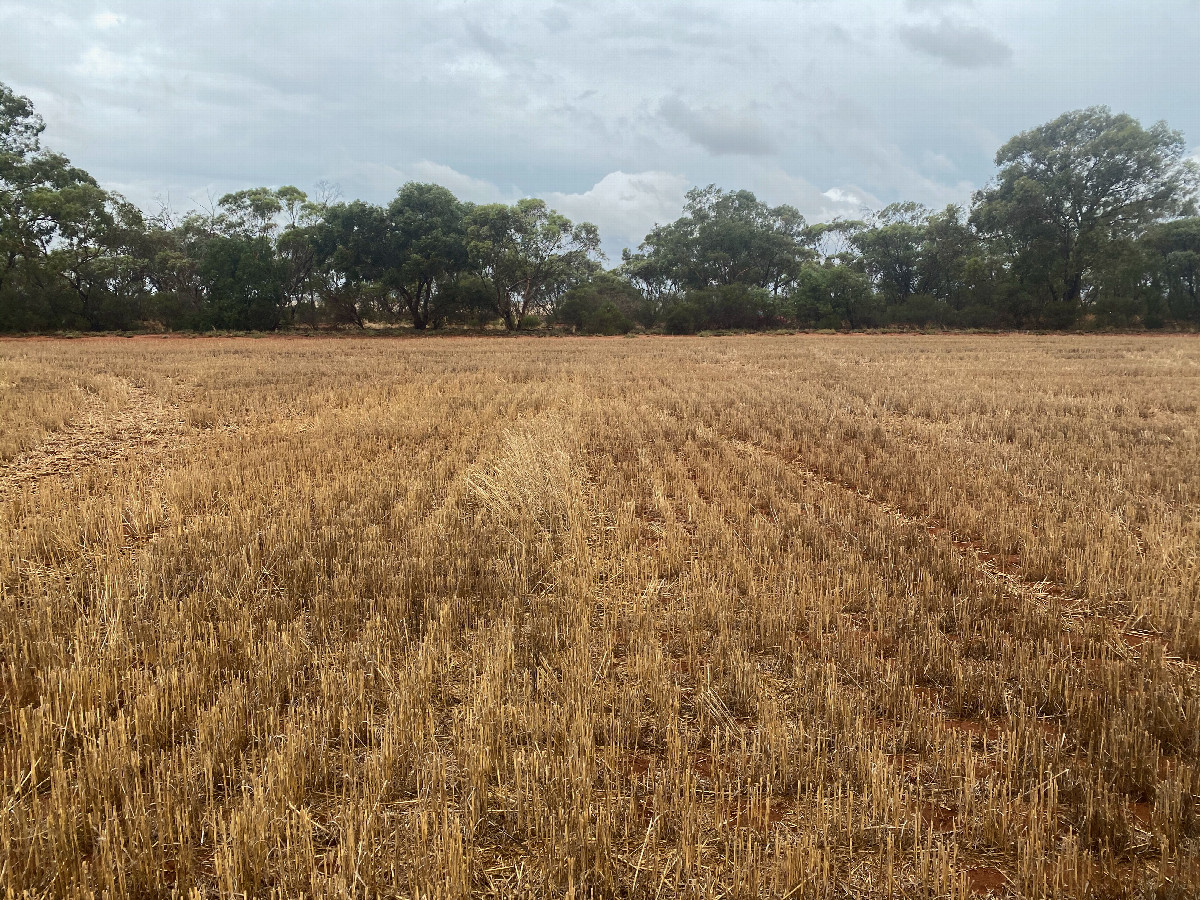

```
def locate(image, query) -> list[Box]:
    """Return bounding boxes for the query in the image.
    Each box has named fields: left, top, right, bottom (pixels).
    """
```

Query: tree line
left=3, top=82, right=1198, bottom=334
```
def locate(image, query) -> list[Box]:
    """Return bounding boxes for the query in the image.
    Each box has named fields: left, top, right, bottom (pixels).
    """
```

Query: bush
left=663, top=302, right=699, bottom=334
left=431, top=275, right=495, bottom=328
left=888, top=294, right=952, bottom=327
left=681, top=284, right=776, bottom=331
left=790, top=264, right=879, bottom=330
left=1090, top=292, right=1145, bottom=329
left=958, top=304, right=1002, bottom=328
left=555, top=274, right=646, bottom=333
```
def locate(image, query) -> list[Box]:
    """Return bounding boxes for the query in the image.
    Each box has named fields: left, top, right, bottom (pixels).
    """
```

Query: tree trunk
left=497, top=288, right=517, bottom=330
left=413, top=281, right=433, bottom=330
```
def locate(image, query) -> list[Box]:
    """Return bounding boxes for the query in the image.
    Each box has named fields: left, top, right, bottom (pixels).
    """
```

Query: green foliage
left=433, top=274, right=496, bottom=327
left=1142, top=217, right=1200, bottom=323
left=217, top=187, right=286, bottom=237
left=555, top=273, right=647, bottom=334
left=791, top=263, right=879, bottom=329
left=466, top=198, right=602, bottom=330
left=971, top=106, right=1200, bottom=327
left=852, top=202, right=929, bottom=306
left=198, top=235, right=286, bottom=330
left=517, top=313, right=543, bottom=330
left=0, top=82, right=147, bottom=330
left=660, top=284, right=778, bottom=334
left=624, top=186, right=812, bottom=300
left=887, top=294, right=953, bottom=328
left=386, top=183, right=469, bottom=328
left=4, top=80, right=1200, bottom=335
left=663, top=302, right=699, bottom=335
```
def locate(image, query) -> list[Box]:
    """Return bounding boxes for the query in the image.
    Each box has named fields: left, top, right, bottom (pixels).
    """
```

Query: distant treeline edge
left=3, top=82, right=1199, bottom=334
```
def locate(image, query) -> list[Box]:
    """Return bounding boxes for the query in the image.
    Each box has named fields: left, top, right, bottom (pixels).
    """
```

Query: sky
left=2, top=0, right=1198, bottom=259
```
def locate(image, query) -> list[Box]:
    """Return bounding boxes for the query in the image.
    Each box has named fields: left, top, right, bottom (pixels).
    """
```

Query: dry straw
left=0, top=334, right=1196, bottom=898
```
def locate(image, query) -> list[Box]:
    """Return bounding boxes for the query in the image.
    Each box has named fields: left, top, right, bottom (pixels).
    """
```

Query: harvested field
left=1, top=334, right=1198, bottom=898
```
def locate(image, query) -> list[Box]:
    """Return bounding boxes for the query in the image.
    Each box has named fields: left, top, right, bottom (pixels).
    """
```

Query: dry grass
left=1, top=333, right=1198, bottom=898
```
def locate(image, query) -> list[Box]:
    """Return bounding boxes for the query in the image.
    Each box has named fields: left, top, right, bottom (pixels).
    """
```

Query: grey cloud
left=2, top=0, right=1197, bottom=250
left=905, top=0, right=975, bottom=9
left=898, top=18, right=1013, bottom=68
left=464, top=20, right=508, bottom=58
left=541, top=4, right=572, bottom=34
left=659, top=97, right=776, bottom=156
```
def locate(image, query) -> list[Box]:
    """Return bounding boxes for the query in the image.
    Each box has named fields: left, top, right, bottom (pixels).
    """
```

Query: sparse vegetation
left=1, top=333, right=1198, bottom=898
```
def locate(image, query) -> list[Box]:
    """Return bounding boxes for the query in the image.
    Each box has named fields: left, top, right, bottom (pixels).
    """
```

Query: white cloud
left=92, top=11, right=124, bottom=29
left=822, top=188, right=862, bottom=206
left=544, top=170, right=691, bottom=257
left=444, top=53, right=506, bottom=81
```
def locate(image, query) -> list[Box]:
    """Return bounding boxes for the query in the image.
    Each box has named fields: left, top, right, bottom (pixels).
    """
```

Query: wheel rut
left=726, top=435, right=1197, bottom=671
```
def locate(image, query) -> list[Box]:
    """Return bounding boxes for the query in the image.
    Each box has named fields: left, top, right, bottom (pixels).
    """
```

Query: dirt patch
left=0, top=380, right=185, bottom=498
left=620, top=751, right=656, bottom=778
left=1129, top=801, right=1153, bottom=828
left=966, top=865, right=1009, bottom=895
left=919, top=802, right=957, bottom=832
left=945, top=718, right=1001, bottom=741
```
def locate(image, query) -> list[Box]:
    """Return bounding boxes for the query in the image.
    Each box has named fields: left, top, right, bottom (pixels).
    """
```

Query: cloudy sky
left=3, top=0, right=1198, bottom=257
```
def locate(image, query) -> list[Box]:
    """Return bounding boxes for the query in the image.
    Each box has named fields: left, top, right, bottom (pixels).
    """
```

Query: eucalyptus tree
left=851, top=202, right=930, bottom=306
left=466, top=197, right=601, bottom=330
left=971, top=106, right=1200, bottom=325
left=916, top=205, right=978, bottom=310
left=0, top=81, right=151, bottom=329
left=1141, top=217, right=1200, bottom=323
left=625, top=185, right=812, bottom=298
left=314, top=184, right=473, bottom=329
left=311, top=200, right=391, bottom=325
left=216, top=187, right=286, bottom=238
left=45, top=185, right=151, bottom=329
left=385, top=182, right=470, bottom=329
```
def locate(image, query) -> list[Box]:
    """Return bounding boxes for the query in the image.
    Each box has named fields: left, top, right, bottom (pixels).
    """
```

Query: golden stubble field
left=0, top=334, right=1197, bottom=899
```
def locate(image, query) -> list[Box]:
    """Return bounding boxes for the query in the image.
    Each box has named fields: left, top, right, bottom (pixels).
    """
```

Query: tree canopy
left=971, top=106, right=1200, bottom=324
left=623, top=186, right=812, bottom=298
left=3, top=83, right=1200, bottom=334
left=466, top=198, right=602, bottom=330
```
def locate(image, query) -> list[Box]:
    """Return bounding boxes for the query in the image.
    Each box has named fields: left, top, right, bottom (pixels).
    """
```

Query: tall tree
left=466, top=198, right=601, bottom=330
left=314, top=186, right=472, bottom=329
left=385, top=183, right=469, bottom=329
left=971, top=107, right=1199, bottom=325
left=45, top=184, right=151, bottom=329
left=625, top=186, right=811, bottom=298
left=851, top=202, right=929, bottom=306
left=312, top=200, right=392, bottom=325
left=1, top=81, right=147, bottom=330
left=198, top=235, right=285, bottom=331
left=1142, top=217, right=1200, bottom=324
left=216, top=187, right=285, bottom=238
left=917, top=205, right=976, bottom=310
